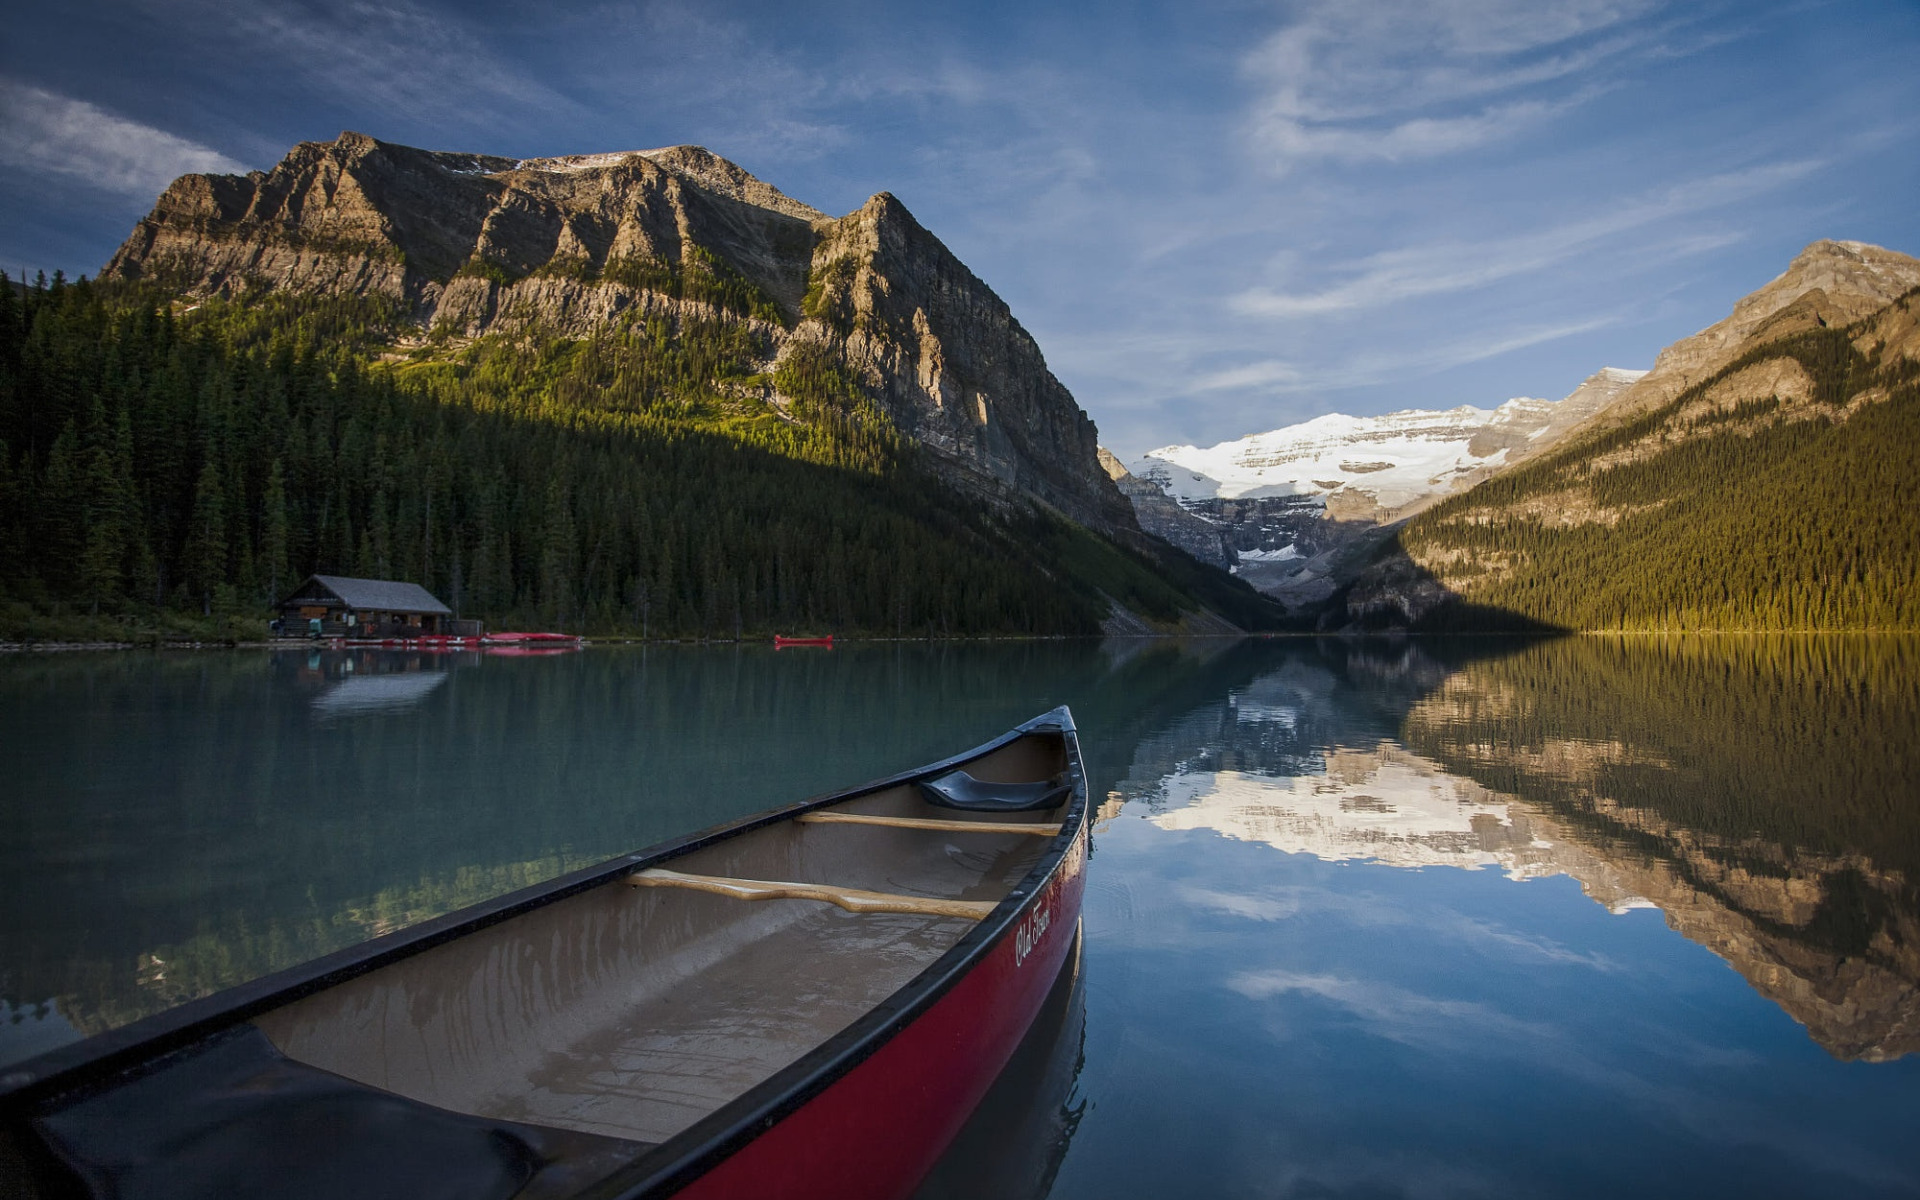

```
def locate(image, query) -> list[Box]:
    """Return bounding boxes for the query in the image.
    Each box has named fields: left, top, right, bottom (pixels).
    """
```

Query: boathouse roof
left=283, top=574, right=453, bottom=616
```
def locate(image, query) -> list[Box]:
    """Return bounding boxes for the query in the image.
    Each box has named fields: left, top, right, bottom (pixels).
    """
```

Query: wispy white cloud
left=134, top=0, right=578, bottom=137
left=1244, top=1, right=1670, bottom=169
left=1316, top=312, right=1628, bottom=384
left=0, top=79, right=249, bottom=197
left=1188, top=359, right=1305, bottom=393
left=1231, top=161, right=1814, bottom=318
left=1177, top=884, right=1308, bottom=921
left=1228, top=968, right=1557, bottom=1049
left=1256, top=94, right=1593, bottom=165
left=565, top=2, right=1074, bottom=169
left=1202, top=314, right=1623, bottom=405
left=1446, top=914, right=1622, bottom=969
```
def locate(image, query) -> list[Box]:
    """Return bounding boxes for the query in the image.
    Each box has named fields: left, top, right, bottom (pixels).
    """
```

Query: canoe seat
left=32, top=1025, right=649, bottom=1200
left=628, top=868, right=997, bottom=920
left=919, top=770, right=1070, bottom=813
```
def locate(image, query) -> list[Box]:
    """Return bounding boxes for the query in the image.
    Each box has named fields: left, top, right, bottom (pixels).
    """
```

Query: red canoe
left=0, top=709, right=1089, bottom=1200
left=773, top=634, right=834, bottom=648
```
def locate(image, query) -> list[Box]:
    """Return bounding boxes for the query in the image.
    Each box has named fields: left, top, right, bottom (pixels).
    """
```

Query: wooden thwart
left=627, top=868, right=997, bottom=920
left=797, top=812, right=1062, bottom=837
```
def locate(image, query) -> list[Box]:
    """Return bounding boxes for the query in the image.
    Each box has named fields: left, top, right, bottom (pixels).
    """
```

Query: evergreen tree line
left=0, top=276, right=1228, bottom=641
left=1403, top=298, right=1920, bottom=631
left=0, top=275, right=1260, bottom=637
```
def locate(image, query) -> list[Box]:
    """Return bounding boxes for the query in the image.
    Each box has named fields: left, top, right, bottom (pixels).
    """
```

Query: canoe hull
left=674, top=820, right=1087, bottom=1200
left=2, top=709, right=1088, bottom=1200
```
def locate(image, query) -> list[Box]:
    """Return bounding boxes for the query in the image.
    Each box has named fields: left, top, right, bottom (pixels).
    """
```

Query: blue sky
left=3, top=1, right=1916, bottom=456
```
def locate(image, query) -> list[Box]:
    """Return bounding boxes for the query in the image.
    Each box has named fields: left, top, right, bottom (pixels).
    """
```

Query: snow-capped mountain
left=1130, top=367, right=1646, bottom=521
left=1106, top=367, right=1646, bottom=606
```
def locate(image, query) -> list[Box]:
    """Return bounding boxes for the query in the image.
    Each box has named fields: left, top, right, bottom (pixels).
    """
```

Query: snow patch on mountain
left=1130, top=368, right=1647, bottom=518
left=515, top=151, right=650, bottom=173
left=1134, top=403, right=1522, bottom=508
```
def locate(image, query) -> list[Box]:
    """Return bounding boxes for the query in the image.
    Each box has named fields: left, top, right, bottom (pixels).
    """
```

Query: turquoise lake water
left=3, top=636, right=1917, bottom=1196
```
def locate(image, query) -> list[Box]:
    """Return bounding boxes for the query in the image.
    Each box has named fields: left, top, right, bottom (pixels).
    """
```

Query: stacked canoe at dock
left=0, top=709, right=1090, bottom=1199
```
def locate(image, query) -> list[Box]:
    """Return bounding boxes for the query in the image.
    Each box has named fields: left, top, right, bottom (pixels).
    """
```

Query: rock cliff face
left=804, top=193, right=1136, bottom=534
left=103, top=132, right=1138, bottom=539
left=1571, top=239, right=1920, bottom=437
left=1097, top=449, right=1230, bottom=568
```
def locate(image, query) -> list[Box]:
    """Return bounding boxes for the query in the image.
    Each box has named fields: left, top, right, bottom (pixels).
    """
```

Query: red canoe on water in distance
left=774, top=634, right=834, bottom=649
left=1, top=709, right=1089, bottom=1200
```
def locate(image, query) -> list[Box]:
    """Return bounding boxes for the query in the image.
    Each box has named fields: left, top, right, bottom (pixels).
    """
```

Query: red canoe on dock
left=773, top=634, right=834, bottom=648
left=1, top=709, right=1089, bottom=1200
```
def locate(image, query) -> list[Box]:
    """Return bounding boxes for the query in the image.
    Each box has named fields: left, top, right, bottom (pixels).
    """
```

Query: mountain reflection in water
left=1123, top=635, right=1920, bottom=1062
left=2, top=636, right=1916, bottom=1197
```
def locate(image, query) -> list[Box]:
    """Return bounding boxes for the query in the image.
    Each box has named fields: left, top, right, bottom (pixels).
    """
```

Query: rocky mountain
left=1130, top=370, right=1643, bottom=522
left=0, top=132, right=1285, bottom=640
left=1104, top=237, right=1920, bottom=631
left=1570, top=239, right=1920, bottom=437
left=1112, top=367, right=1644, bottom=607
left=1350, top=238, right=1920, bottom=632
left=103, top=131, right=1136, bottom=540
left=1097, top=448, right=1231, bottom=569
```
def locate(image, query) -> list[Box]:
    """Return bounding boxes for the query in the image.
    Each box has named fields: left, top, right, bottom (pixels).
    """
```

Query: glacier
left=1129, top=367, right=1647, bottom=520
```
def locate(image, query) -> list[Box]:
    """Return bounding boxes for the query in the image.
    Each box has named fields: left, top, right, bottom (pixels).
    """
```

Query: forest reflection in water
left=1120, top=634, right=1920, bottom=1062
left=2, top=634, right=1917, bottom=1196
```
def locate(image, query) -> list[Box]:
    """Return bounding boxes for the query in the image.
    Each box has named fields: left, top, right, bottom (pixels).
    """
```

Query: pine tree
left=540, top=477, right=577, bottom=628
left=262, top=458, right=290, bottom=604
left=184, top=454, right=227, bottom=616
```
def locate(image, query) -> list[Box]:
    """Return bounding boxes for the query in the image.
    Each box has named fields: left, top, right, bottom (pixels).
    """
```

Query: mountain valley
left=1108, top=367, right=1645, bottom=606
left=1109, top=239, right=1920, bottom=632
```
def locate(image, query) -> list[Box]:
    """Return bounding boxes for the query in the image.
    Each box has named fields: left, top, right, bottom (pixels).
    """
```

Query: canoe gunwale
left=0, top=705, right=1088, bottom=1184
left=596, top=713, right=1088, bottom=1198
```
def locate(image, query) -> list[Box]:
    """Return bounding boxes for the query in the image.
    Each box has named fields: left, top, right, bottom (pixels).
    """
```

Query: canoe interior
left=242, top=730, right=1072, bottom=1149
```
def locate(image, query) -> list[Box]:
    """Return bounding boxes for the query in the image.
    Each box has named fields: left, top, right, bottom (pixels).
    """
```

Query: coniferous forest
left=0, top=275, right=1276, bottom=640
left=1401, top=290, right=1920, bottom=631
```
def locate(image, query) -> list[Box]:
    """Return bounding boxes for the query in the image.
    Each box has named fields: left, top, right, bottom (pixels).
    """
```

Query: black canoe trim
left=1, top=707, right=1087, bottom=1199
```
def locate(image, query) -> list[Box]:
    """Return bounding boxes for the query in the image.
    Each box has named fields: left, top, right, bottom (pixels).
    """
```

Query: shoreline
left=5, top=628, right=1915, bottom=655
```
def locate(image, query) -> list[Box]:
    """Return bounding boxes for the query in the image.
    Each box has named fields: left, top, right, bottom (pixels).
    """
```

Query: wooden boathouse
left=277, top=575, right=470, bottom=638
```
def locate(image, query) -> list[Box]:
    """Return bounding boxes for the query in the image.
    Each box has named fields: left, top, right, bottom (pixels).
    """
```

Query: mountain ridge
left=0, top=133, right=1284, bottom=639
left=101, top=131, right=1140, bottom=541
left=1349, top=239, right=1920, bottom=632
left=1568, top=239, right=1920, bottom=439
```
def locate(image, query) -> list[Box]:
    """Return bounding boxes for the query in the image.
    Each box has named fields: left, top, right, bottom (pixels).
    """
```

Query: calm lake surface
left=4, top=635, right=1918, bottom=1197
